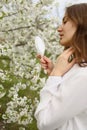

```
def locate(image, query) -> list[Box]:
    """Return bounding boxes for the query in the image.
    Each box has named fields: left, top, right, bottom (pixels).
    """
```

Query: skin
left=37, top=14, right=77, bottom=76
left=37, top=55, right=54, bottom=75
left=58, top=15, right=77, bottom=47
left=50, top=47, right=76, bottom=76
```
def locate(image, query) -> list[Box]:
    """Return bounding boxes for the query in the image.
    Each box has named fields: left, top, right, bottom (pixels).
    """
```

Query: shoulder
left=71, top=64, right=87, bottom=84
left=77, top=64, right=87, bottom=76
left=70, top=63, right=87, bottom=75
left=63, top=64, right=87, bottom=82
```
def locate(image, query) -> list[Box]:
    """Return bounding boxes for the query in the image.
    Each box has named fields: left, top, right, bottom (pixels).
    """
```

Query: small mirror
left=35, top=36, right=45, bottom=56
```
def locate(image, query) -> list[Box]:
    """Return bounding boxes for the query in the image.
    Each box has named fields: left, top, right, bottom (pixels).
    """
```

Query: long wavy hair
left=66, top=3, right=87, bottom=66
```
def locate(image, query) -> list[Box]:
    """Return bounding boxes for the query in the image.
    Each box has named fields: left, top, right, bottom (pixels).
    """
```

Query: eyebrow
left=62, top=16, right=68, bottom=22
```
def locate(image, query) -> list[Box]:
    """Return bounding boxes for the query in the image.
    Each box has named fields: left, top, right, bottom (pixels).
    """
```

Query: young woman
left=35, top=3, right=87, bottom=130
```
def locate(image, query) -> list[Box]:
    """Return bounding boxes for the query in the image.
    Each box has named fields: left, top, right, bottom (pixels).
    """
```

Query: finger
left=65, top=50, right=75, bottom=59
left=41, top=63, right=48, bottom=68
left=37, top=54, right=41, bottom=59
left=42, top=65, right=48, bottom=69
left=40, top=57, right=47, bottom=64
left=43, top=56, right=51, bottom=63
left=64, top=47, right=75, bottom=54
left=69, top=58, right=76, bottom=65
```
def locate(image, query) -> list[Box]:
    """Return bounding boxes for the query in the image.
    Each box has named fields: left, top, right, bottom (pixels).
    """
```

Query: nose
left=57, top=25, right=63, bottom=32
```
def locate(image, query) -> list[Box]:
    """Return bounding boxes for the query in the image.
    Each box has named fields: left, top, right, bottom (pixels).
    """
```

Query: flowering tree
left=0, top=0, right=62, bottom=130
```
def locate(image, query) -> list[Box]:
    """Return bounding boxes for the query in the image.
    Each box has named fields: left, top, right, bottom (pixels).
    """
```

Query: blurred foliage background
left=0, top=0, right=63, bottom=130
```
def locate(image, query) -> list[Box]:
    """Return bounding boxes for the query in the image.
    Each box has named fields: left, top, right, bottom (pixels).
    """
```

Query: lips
left=59, top=34, right=64, bottom=39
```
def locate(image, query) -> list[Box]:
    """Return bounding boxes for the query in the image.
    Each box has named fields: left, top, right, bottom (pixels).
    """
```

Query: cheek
left=71, top=24, right=77, bottom=35
left=67, top=27, right=76, bottom=38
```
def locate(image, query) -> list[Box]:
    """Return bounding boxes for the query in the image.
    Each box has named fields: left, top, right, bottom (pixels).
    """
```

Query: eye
left=62, top=16, right=69, bottom=24
left=63, top=20, right=67, bottom=24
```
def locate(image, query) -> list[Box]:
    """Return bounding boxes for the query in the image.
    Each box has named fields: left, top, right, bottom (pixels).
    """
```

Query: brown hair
left=66, top=3, right=87, bottom=66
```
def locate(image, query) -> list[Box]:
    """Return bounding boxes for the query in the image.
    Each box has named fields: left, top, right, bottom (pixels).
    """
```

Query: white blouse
left=34, top=64, right=87, bottom=130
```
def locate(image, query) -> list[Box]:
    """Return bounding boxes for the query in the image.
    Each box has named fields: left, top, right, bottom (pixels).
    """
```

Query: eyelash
left=63, top=20, right=67, bottom=24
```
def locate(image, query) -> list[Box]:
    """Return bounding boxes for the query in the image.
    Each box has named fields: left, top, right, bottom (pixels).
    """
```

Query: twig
left=1, top=26, right=31, bottom=32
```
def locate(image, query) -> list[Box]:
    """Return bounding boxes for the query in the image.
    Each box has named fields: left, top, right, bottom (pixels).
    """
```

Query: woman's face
left=58, top=15, right=77, bottom=47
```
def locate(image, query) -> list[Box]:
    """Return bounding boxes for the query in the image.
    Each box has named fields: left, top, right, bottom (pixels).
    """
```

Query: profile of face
left=58, top=14, right=77, bottom=47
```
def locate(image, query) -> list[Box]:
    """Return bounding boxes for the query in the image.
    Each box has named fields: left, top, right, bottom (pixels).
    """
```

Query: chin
left=60, top=40, right=70, bottom=47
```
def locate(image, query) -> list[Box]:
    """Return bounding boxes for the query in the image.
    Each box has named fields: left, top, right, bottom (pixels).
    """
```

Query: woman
left=35, top=3, right=87, bottom=130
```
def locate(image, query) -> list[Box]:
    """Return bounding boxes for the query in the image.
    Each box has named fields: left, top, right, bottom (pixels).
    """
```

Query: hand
left=37, top=55, right=54, bottom=75
left=50, top=47, right=76, bottom=76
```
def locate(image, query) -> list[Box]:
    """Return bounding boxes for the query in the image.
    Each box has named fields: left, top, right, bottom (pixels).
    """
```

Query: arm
left=34, top=74, right=87, bottom=130
left=35, top=48, right=87, bottom=130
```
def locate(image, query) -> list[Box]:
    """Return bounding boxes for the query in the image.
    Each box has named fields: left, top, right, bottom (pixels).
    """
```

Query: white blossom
left=0, top=0, right=63, bottom=129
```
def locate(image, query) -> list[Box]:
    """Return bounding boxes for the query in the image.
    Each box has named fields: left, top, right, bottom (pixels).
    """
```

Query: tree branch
left=1, top=26, right=31, bottom=32
left=4, top=12, right=19, bottom=18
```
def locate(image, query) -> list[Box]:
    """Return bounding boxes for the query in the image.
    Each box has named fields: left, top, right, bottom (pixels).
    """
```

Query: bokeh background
left=0, top=0, right=86, bottom=130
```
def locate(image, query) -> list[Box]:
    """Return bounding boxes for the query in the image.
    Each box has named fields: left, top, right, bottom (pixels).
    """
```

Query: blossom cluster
left=0, top=0, right=63, bottom=130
